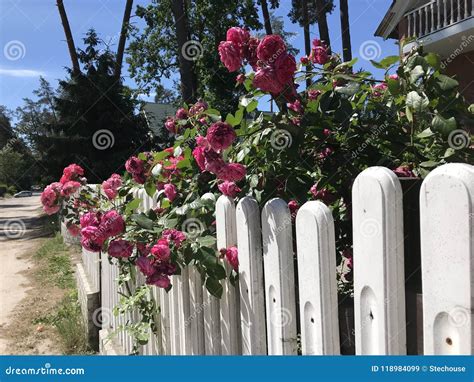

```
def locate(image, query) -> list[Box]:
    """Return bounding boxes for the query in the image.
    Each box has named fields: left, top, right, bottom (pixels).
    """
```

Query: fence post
left=296, top=201, right=340, bottom=355
left=352, top=167, right=406, bottom=355
left=236, top=197, right=267, bottom=355
left=262, top=198, right=297, bottom=355
left=216, top=195, right=242, bottom=354
left=420, top=163, right=473, bottom=355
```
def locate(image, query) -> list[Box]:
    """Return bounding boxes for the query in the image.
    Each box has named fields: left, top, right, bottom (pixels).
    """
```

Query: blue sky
left=0, top=0, right=399, bottom=113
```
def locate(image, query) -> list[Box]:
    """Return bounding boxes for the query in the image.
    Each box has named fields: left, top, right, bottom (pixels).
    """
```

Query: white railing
left=94, top=163, right=473, bottom=355
left=405, top=0, right=473, bottom=38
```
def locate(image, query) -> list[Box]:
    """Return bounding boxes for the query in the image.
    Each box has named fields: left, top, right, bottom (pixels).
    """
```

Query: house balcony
left=402, top=0, right=474, bottom=57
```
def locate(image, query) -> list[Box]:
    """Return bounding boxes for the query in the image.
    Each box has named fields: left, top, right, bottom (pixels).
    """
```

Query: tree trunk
left=56, top=0, right=80, bottom=76
left=302, top=0, right=311, bottom=88
left=339, top=0, right=352, bottom=63
left=260, top=0, right=273, bottom=35
left=171, top=0, right=197, bottom=103
left=315, top=0, right=331, bottom=54
left=114, top=0, right=134, bottom=79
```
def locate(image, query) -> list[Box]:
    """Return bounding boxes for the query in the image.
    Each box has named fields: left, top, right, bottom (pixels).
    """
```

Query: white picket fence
left=91, top=163, right=473, bottom=355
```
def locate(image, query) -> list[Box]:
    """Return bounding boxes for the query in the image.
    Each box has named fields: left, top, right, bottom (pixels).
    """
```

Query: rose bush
left=42, top=27, right=472, bottom=351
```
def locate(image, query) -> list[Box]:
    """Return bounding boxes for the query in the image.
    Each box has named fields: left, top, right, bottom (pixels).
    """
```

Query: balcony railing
left=405, top=0, right=473, bottom=38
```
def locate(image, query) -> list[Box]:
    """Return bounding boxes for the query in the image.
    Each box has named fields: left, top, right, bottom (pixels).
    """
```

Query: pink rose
left=162, top=229, right=186, bottom=248
left=221, top=246, right=238, bottom=271
left=196, top=135, right=208, bottom=147
left=243, top=37, right=260, bottom=69
left=102, top=174, right=122, bottom=200
left=274, top=52, right=296, bottom=85
left=101, top=210, right=125, bottom=237
left=323, top=128, right=331, bottom=137
left=253, top=66, right=284, bottom=94
left=43, top=204, right=60, bottom=215
left=151, top=241, right=171, bottom=262
left=132, top=173, right=146, bottom=184
left=288, top=200, right=299, bottom=218
left=175, top=108, right=188, bottom=120
left=81, top=237, right=102, bottom=253
left=189, top=100, right=208, bottom=115
left=163, top=183, right=177, bottom=202
left=393, top=166, right=415, bottom=178
left=125, top=156, right=144, bottom=175
left=60, top=164, right=84, bottom=184
left=218, top=181, right=241, bottom=198
left=288, top=100, right=303, bottom=114
left=41, top=183, right=61, bottom=214
left=226, top=27, right=250, bottom=48
left=108, top=239, right=134, bottom=258
left=217, top=163, right=246, bottom=182
left=80, top=211, right=100, bottom=228
left=308, top=89, right=321, bottom=100
left=192, top=146, right=206, bottom=171
left=67, top=224, right=81, bottom=237
left=388, top=74, right=398, bottom=80
left=310, top=39, right=329, bottom=65
left=236, top=74, right=245, bottom=84
left=310, top=184, right=335, bottom=205
left=146, top=273, right=171, bottom=288
left=300, top=56, right=309, bottom=65
left=256, top=35, right=286, bottom=63
left=60, top=180, right=81, bottom=197
left=372, top=82, right=388, bottom=97
left=318, top=147, right=333, bottom=159
left=218, top=41, right=242, bottom=72
left=136, top=256, right=155, bottom=277
left=203, top=148, right=226, bottom=174
left=206, top=122, right=237, bottom=152
left=165, top=117, right=177, bottom=134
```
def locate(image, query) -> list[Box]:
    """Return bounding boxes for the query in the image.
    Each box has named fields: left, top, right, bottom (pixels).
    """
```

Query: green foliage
left=127, top=0, right=262, bottom=115
left=23, top=30, right=151, bottom=183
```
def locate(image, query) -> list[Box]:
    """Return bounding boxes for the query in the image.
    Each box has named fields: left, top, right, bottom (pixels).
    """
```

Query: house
left=142, top=102, right=176, bottom=137
left=375, top=0, right=474, bottom=102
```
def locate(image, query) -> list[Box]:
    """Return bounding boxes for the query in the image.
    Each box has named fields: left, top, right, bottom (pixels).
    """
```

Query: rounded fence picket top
left=420, top=163, right=474, bottom=355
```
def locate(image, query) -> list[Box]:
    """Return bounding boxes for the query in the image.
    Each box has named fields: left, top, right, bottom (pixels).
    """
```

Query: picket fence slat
left=420, top=163, right=474, bottom=355
left=216, top=195, right=242, bottom=354
left=159, top=287, right=171, bottom=354
left=296, top=201, right=340, bottom=355
left=236, top=197, right=267, bottom=355
left=352, top=167, right=406, bottom=355
left=188, top=266, right=205, bottom=354
left=262, top=198, right=298, bottom=355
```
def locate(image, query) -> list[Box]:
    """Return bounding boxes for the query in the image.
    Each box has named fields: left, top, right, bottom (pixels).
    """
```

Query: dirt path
left=0, top=196, right=53, bottom=354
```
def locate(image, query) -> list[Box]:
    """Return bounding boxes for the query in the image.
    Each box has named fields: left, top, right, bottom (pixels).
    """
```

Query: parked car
left=14, top=191, right=33, bottom=198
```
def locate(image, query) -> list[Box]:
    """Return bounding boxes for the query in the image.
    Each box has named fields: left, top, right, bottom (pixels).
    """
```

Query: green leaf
left=410, top=65, right=425, bottom=83
left=378, top=55, right=399, bottom=69
left=131, top=213, right=154, bottom=230
left=335, top=82, right=360, bottom=96
left=436, top=74, right=459, bottom=91
left=432, top=115, right=457, bottom=136
left=387, top=78, right=400, bottom=95
left=246, top=99, right=258, bottom=113
left=125, top=198, right=141, bottom=214
left=205, top=108, right=221, bottom=117
left=420, top=160, right=439, bottom=168
left=425, top=52, right=441, bottom=69
left=205, top=277, right=223, bottom=299
left=176, top=157, right=191, bottom=169
left=197, top=236, right=217, bottom=247
left=214, top=263, right=227, bottom=280
left=417, top=128, right=435, bottom=138
left=144, top=181, right=156, bottom=198
left=154, top=151, right=170, bottom=161
left=443, top=147, right=456, bottom=158
left=406, top=91, right=429, bottom=112
left=225, top=108, right=244, bottom=127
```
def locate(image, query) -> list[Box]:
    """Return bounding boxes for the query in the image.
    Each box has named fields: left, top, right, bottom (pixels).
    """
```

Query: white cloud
left=0, top=68, right=45, bottom=77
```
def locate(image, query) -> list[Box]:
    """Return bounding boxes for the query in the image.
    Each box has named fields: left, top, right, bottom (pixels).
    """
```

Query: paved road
left=0, top=196, right=47, bottom=352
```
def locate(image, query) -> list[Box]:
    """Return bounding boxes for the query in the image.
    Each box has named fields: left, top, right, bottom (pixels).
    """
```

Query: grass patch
left=33, top=234, right=92, bottom=354
left=34, top=233, right=75, bottom=289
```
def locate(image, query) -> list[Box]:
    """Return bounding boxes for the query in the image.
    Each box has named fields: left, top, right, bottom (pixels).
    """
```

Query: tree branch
left=56, top=0, right=80, bottom=76
left=114, top=0, right=134, bottom=79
